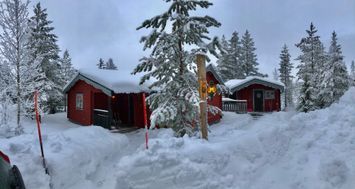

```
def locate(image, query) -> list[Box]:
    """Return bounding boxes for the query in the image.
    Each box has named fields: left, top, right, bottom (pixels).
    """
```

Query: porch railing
left=222, top=98, right=247, bottom=114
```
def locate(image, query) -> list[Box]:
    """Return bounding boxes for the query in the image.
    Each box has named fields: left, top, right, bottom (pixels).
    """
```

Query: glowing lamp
left=207, top=81, right=217, bottom=99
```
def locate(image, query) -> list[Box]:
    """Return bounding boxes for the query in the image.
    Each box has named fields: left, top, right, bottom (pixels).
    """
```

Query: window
left=265, top=90, right=275, bottom=99
left=76, top=93, right=83, bottom=110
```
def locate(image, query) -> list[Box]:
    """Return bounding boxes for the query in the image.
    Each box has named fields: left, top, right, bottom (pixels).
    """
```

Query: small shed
left=63, top=69, right=152, bottom=129
left=225, top=77, right=284, bottom=112
left=63, top=67, right=225, bottom=129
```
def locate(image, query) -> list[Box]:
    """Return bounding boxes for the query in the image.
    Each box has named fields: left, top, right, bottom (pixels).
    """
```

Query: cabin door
left=254, top=90, right=264, bottom=112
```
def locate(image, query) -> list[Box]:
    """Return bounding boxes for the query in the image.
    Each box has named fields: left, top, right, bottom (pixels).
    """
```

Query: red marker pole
left=34, top=90, right=49, bottom=174
left=142, top=93, right=148, bottom=149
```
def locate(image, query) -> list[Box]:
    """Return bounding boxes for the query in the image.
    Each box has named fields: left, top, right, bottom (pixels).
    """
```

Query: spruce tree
left=350, top=60, right=355, bottom=86
left=278, top=45, right=294, bottom=108
left=319, top=32, right=349, bottom=107
left=0, top=61, right=14, bottom=131
left=295, top=23, right=326, bottom=112
left=240, top=30, right=262, bottom=77
left=0, top=0, right=30, bottom=134
left=105, top=58, right=118, bottom=70
left=60, top=49, right=76, bottom=83
left=28, top=3, right=63, bottom=114
left=133, top=0, right=221, bottom=137
left=97, top=58, right=105, bottom=69
left=217, top=35, right=233, bottom=80
left=217, top=34, right=243, bottom=80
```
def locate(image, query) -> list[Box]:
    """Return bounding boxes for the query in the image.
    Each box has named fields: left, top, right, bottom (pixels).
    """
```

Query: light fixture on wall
left=207, top=80, right=217, bottom=99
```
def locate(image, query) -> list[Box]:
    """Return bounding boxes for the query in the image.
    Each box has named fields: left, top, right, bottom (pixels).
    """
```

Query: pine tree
left=217, top=32, right=244, bottom=80
left=133, top=0, right=221, bottom=137
left=295, top=23, right=326, bottom=112
left=350, top=60, right=355, bottom=86
left=319, top=32, right=349, bottom=107
left=105, top=58, right=118, bottom=70
left=60, top=49, right=76, bottom=83
left=278, top=45, right=294, bottom=108
left=28, top=3, right=63, bottom=114
left=97, top=58, right=105, bottom=69
left=0, top=60, right=14, bottom=132
left=217, top=35, right=235, bottom=80
left=0, top=0, right=30, bottom=135
left=240, top=30, right=263, bottom=77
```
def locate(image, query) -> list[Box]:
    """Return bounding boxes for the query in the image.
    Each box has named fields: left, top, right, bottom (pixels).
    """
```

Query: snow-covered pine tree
left=240, top=30, right=263, bottom=77
left=295, top=23, right=326, bottom=112
left=28, top=3, right=64, bottom=114
left=0, top=0, right=30, bottom=135
left=217, top=32, right=244, bottom=80
left=21, top=54, right=51, bottom=118
left=133, top=0, right=221, bottom=137
left=278, top=44, right=294, bottom=108
left=60, top=49, right=76, bottom=83
left=0, top=60, right=14, bottom=134
left=97, top=58, right=105, bottom=69
left=217, top=35, right=235, bottom=81
left=350, top=60, right=355, bottom=86
left=319, top=31, right=349, bottom=107
left=105, top=58, right=118, bottom=70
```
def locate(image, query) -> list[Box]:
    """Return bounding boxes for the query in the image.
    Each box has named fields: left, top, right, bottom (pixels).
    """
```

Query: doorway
left=253, top=90, right=264, bottom=112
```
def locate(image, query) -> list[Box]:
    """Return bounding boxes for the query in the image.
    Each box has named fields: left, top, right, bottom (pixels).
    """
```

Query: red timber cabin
left=225, top=77, right=284, bottom=112
left=63, top=66, right=224, bottom=129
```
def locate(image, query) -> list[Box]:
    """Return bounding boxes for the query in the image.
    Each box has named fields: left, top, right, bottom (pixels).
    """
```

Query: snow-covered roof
left=225, top=76, right=284, bottom=93
left=206, top=63, right=224, bottom=85
left=63, top=68, right=152, bottom=95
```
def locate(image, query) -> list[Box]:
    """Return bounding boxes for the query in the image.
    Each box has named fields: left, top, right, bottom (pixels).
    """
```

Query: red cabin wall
left=67, top=80, right=105, bottom=125
left=67, top=71, right=223, bottom=128
left=206, top=72, right=222, bottom=124
left=234, top=84, right=281, bottom=112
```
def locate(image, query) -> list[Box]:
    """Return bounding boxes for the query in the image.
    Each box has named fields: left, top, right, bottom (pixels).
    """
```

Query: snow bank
left=0, top=126, right=128, bottom=189
left=0, top=88, right=354, bottom=189
left=113, top=87, right=355, bottom=189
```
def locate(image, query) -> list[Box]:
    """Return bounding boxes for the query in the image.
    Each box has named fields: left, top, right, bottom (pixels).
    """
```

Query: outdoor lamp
left=207, top=80, right=217, bottom=99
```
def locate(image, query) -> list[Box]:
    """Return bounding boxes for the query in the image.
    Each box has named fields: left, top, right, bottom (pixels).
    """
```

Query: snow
left=222, top=97, right=247, bottom=102
left=0, top=88, right=355, bottom=189
left=225, top=76, right=284, bottom=90
left=74, top=68, right=153, bottom=93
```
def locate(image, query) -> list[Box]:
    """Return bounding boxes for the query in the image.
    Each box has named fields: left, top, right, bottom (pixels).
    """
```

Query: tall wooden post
left=196, top=53, right=208, bottom=140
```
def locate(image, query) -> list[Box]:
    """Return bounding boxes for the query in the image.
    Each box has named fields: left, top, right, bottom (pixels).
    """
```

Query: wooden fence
left=222, top=98, right=247, bottom=114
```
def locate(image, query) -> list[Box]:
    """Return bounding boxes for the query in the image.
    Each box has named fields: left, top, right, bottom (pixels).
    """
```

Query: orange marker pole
left=34, top=90, right=49, bottom=174
left=142, top=93, right=149, bottom=149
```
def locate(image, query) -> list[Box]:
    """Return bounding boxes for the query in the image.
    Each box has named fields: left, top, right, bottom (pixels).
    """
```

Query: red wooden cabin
left=63, top=67, right=224, bottom=129
left=225, top=77, right=284, bottom=112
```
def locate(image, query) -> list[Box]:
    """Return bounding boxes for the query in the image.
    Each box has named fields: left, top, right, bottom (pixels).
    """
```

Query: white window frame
left=76, top=93, right=84, bottom=110
left=265, top=90, right=275, bottom=100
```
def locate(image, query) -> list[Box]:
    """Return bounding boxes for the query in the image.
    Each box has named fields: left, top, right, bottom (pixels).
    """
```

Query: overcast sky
left=34, top=0, right=355, bottom=76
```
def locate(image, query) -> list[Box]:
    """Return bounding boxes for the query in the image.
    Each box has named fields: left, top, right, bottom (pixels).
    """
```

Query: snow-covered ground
left=1, top=88, right=355, bottom=189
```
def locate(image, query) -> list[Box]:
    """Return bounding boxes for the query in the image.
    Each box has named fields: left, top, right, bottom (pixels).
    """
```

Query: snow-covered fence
left=222, top=98, right=247, bottom=113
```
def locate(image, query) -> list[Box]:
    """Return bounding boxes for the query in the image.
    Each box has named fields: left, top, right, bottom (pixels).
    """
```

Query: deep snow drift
left=0, top=87, right=354, bottom=189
